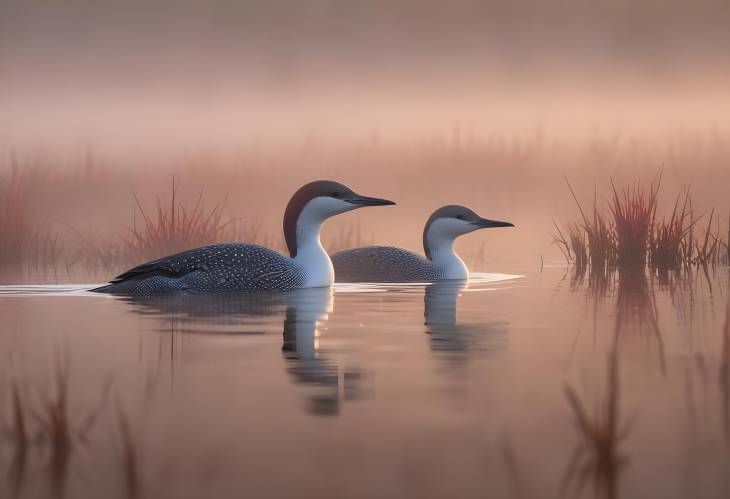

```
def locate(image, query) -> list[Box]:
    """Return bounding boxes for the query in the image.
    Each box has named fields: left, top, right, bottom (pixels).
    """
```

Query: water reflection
left=721, top=296, right=730, bottom=443
left=119, top=291, right=292, bottom=333
left=118, top=288, right=371, bottom=416
left=563, top=352, right=628, bottom=499
left=568, top=265, right=667, bottom=372
left=424, top=280, right=509, bottom=354
left=280, top=288, right=371, bottom=415
left=424, top=280, right=508, bottom=403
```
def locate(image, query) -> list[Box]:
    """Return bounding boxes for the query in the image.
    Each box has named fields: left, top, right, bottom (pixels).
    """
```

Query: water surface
left=0, top=268, right=728, bottom=499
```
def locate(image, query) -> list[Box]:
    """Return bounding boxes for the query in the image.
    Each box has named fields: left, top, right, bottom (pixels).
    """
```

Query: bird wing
left=109, top=246, right=212, bottom=283
left=107, top=243, right=300, bottom=288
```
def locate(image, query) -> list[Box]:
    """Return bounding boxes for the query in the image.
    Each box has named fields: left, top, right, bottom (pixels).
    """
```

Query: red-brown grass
left=1, top=134, right=730, bottom=279
left=66, top=178, right=286, bottom=273
left=553, top=221, right=588, bottom=269
left=0, top=162, right=64, bottom=272
left=557, top=175, right=727, bottom=273
left=555, top=179, right=616, bottom=271
left=120, top=177, right=236, bottom=263
left=649, top=190, right=692, bottom=271
left=609, top=178, right=659, bottom=269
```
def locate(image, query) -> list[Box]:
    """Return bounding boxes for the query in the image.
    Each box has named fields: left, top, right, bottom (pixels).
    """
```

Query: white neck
left=429, top=239, right=469, bottom=279
left=292, top=199, right=340, bottom=287
left=425, top=219, right=471, bottom=279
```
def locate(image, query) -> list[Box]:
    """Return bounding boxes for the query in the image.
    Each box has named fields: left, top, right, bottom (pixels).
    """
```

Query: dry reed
left=120, top=177, right=236, bottom=262
left=610, top=179, right=659, bottom=268
left=0, top=161, right=64, bottom=272
left=2, top=135, right=730, bottom=278
left=556, top=175, right=727, bottom=273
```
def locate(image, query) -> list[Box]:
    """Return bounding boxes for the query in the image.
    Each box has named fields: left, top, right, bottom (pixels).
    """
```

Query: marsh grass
left=553, top=221, right=589, bottom=270
left=610, top=179, right=659, bottom=268
left=120, top=177, right=237, bottom=263
left=649, top=190, right=692, bottom=272
left=0, top=163, right=64, bottom=273
left=2, top=135, right=730, bottom=278
left=102, top=179, right=372, bottom=268
left=556, top=175, right=727, bottom=274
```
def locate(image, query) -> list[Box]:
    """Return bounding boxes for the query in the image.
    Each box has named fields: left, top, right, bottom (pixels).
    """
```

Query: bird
left=91, top=180, right=395, bottom=294
left=331, top=205, right=513, bottom=282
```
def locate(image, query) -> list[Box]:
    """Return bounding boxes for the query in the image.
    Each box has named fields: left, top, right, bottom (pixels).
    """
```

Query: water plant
left=555, top=175, right=727, bottom=273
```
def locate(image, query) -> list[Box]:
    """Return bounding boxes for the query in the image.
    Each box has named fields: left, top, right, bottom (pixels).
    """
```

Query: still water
left=0, top=268, right=728, bottom=499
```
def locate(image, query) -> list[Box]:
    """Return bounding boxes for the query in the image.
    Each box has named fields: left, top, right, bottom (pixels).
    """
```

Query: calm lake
left=0, top=266, right=728, bottom=499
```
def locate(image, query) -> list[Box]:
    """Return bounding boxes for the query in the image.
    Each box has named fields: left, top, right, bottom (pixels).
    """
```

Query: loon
left=92, top=181, right=395, bottom=294
left=331, top=205, right=513, bottom=282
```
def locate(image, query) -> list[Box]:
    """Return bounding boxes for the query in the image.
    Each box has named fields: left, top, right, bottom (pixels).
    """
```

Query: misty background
left=1, top=0, right=729, bottom=273
left=2, top=0, right=730, bottom=152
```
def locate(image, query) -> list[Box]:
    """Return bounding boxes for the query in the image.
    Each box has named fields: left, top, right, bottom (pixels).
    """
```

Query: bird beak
left=346, top=194, right=396, bottom=206
left=472, top=218, right=514, bottom=228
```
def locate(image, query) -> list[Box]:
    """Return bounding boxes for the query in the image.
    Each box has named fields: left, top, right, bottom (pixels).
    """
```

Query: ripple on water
left=0, top=272, right=523, bottom=296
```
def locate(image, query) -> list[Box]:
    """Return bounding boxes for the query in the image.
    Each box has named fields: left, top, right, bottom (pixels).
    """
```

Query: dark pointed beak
left=346, top=194, right=396, bottom=206
left=472, top=218, right=514, bottom=228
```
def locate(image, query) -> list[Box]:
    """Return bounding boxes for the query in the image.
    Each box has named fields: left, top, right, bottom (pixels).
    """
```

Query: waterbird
left=92, top=181, right=395, bottom=294
left=331, top=205, right=513, bottom=282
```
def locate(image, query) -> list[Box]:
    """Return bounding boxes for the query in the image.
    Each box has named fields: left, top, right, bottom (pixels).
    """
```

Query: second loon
left=331, top=205, right=513, bottom=282
left=92, top=181, right=395, bottom=294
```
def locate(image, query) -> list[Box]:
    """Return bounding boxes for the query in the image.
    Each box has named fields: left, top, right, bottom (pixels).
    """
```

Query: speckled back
left=101, top=243, right=306, bottom=294
left=331, top=246, right=445, bottom=282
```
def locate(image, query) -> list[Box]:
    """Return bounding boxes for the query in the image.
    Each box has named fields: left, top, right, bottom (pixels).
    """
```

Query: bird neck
left=426, top=237, right=469, bottom=279
left=291, top=206, right=334, bottom=287
left=423, top=220, right=470, bottom=279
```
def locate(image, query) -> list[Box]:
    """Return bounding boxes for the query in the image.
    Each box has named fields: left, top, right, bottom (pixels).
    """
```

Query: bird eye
left=331, top=192, right=340, bottom=197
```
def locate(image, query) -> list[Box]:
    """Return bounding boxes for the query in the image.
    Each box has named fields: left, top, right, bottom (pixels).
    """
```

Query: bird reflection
left=424, top=280, right=508, bottom=395
left=280, top=287, right=362, bottom=416
left=118, top=288, right=370, bottom=416
left=425, top=280, right=509, bottom=353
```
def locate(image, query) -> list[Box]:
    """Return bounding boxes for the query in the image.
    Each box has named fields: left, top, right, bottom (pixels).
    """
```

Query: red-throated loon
left=331, top=205, right=513, bottom=282
left=92, top=181, right=395, bottom=294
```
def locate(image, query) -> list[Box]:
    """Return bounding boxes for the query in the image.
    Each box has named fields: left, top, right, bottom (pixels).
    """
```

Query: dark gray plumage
left=92, top=243, right=306, bottom=294
left=331, top=246, right=446, bottom=282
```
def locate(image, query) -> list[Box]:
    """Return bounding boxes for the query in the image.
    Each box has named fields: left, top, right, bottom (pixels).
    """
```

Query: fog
left=2, top=0, right=730, bottom=154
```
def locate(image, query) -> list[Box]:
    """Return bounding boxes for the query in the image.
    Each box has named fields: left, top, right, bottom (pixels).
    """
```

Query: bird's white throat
left=293, top=197, right=355, bottom=287
left=425, top=218, right=471, bottom=279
